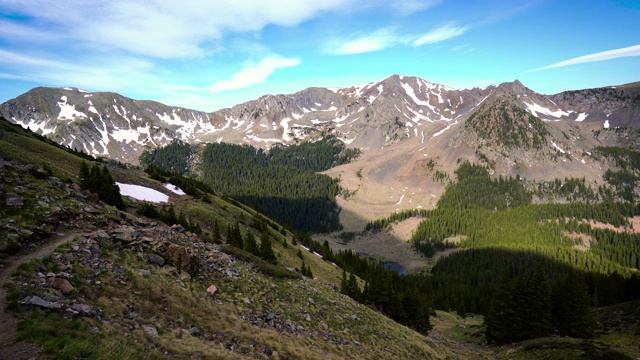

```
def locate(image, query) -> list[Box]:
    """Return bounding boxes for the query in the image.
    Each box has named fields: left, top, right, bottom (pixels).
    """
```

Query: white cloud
left=0, top=49, right=156, bottom=92
left=330, top=29, right=398, bottom=55
left=528, top=44, right=640, bottom=72
left=362, top=0, right=441, bottom=15
left=208, top=56, right=301, bottom=92
left=328, top=23, right=469, bottom=55
left=0, top=0, right=349, bottom=59
left=412, top=24, right=469, bottom=46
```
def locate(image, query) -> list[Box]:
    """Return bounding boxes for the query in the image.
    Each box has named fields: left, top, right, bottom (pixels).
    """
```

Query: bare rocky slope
left=0, top=122, right=460, bottom=359
left=2, top=76, right=640, bottom=236
left=2, top=76, right=638, bottom=165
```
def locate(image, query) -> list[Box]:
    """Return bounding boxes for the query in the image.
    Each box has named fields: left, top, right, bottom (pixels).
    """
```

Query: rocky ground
left=1, top=157, right=453, bottom=359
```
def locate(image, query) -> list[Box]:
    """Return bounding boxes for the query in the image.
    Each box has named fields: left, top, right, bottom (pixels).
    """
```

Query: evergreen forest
left=140, top=137, right=360, bottom=233
left=141, top=140, right=640, bottom=344
left=363, top=159, right=640, bottom=343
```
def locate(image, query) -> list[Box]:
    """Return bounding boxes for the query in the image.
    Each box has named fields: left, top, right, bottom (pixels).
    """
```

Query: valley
left=1, top=76, right=640, bottom=359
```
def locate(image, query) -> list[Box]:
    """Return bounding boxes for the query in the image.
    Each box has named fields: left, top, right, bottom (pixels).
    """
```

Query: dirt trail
left=0, top=232, right=80, bottom=360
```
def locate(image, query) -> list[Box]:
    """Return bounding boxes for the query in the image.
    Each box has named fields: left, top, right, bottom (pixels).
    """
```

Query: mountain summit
left=1, top=76, right=639, bottom=165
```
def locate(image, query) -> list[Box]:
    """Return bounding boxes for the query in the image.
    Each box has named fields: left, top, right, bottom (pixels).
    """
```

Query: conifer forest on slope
left=141, top=136, right=640, bottom=344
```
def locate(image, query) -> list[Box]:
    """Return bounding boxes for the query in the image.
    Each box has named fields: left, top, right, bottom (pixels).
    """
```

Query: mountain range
left=2, top=76, right=640, bottom=229
left=3, top=76, right=640, bottom=359
left=3, top=75, right=639, bottom=165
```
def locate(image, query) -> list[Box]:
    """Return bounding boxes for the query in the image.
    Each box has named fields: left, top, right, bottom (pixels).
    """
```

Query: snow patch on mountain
left=57, top=96, right=87, bottom=120
left=164, top=183, right=186, bottom=195
left=13, top=117, right=56, bottom=136
left=551, top=142, right=566, bottom=154
left=575, top=113, right=588, bottom=122
left=401, top=82, right=430, bottom=107
left=524, top=101, right=571, bottom=119
left=280, top=117, right=292, bottom=142
left=116, top=182, right=169, bottom=203
left=432, top=122, right=454, bottom=138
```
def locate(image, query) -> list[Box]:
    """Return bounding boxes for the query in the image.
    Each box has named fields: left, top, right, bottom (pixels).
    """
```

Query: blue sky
left=0, top=0, right=639, bottom=111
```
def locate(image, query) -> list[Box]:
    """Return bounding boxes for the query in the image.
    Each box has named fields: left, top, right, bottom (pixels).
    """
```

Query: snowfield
left=116, top=182, right=169, bottom=203
left=164, top=183, right=186, bottom=195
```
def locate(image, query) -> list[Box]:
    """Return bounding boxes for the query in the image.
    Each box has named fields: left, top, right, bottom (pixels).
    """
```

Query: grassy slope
left=5, top=117, right=637, bottom=359
left=1, top=120, right=454, bottom=359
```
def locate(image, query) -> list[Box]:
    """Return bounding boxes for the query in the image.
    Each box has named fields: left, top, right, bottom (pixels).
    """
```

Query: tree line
left=79, top=162, right=125, bottom=210
left=140, top=137, right=361, bottom=233
left=361, top=159, right=640, bottom=343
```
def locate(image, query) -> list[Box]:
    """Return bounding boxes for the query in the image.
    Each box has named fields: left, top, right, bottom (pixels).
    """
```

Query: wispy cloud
left=375, top=0, right=441, bottom=16
left=0, top=49, right=157, bottom=92
left=527, top=44, right=640, bottom=72
left=412, top=24, right=469, bottom=46
left=328, top=29, right=398, bottom=55
left=208, top=56, right=301, bottom=92
left=0, top=0, right=349, bottom=59
left=328, top=23, right=469, bottom=55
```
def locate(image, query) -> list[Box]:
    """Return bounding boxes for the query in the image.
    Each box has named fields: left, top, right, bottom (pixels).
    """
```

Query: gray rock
left=143, top=324, right=159, bottom=338
left=144, top=253, right=165, bottom=266
left=6, top=197, right=24, bottom=207
left=97, top=237, right=115, bottom=249
left=189, top=327, right=201, bottom=336
left=71, top=304, right=96, bottom=316
left=84, top=206, right=99, bottom=213
left=23, top=295, right=51, bottom=308
left=127, top=311, right=141, bottom=320
left=135, top=269, right=152, bottom=276
left=51, top=277, right=74, bottom=293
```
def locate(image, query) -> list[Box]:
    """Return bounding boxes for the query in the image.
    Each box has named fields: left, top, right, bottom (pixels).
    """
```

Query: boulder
left=143, top=253, right=165, bottom=266
left=143, top=324, right=159, bottom=338
left=51, top=277, right=74, bottom=293
left=6, top=197, right=24, bottom=207
left=154, top=241, right=200, bottom=275
left=23, top=295, right=51, bottom=308
left=206, top=284, right=217, bottom=295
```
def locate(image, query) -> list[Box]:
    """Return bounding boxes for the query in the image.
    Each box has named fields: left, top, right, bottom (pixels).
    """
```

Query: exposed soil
left=321, top=218, right=429, bottom=273
left=0, top=232, right=79, bottom=360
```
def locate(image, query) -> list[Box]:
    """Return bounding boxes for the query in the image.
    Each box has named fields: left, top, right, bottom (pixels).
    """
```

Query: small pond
left=381, top=261, right=406, bottom=275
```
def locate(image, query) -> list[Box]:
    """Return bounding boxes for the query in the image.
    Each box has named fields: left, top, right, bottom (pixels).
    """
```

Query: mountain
left=3, top=76, right=638, bottom=165
left=0, top=116, right=461, bottom=359
left=3, top=83, right=640, bottom=359
left=3, top=76, right=640, bottom=231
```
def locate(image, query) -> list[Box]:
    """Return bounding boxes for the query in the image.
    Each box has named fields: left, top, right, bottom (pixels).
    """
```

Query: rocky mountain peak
left=1, top=77, right=638, bottom=165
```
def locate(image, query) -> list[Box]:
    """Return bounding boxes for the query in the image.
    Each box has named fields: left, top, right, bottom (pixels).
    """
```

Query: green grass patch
left=17, top=308, right=146, bottom=360
left=220, top=244, right=301, bottom=279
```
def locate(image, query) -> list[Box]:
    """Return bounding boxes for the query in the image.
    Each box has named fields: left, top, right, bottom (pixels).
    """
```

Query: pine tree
left=244, top=231, right=258, bottom=255
left=305, top=262, right=313, bottom=278
left=165, top=205, right=178, bottom=225
left=553, top=272, right=596, bottom=338
left=485, top=278, right=516, bottom=344
left=340, top=269, right=348, bottom=295
left=226, top=224, right=233, bottom=245
left=527, top=265, right=552, bottom=338
left=300, top=260, right=313, bottom=278
left=259, top=231, right=277, bottom=264
left=89, top=164, right=101, bottom=193
left=347, top=272, right=361, bottom=301
left=79, top=161, right=91, bottom=189
left=212, top=220, right=221, bottom=244
left=233, top=222, right=243, bottom=250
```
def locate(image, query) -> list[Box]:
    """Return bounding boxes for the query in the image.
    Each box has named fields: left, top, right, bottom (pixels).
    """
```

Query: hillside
left=0, top=117, right=454, bottom=359
left=3, top=86, right=640, bottom=359
left=2, top=76, right=638, bottom=166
